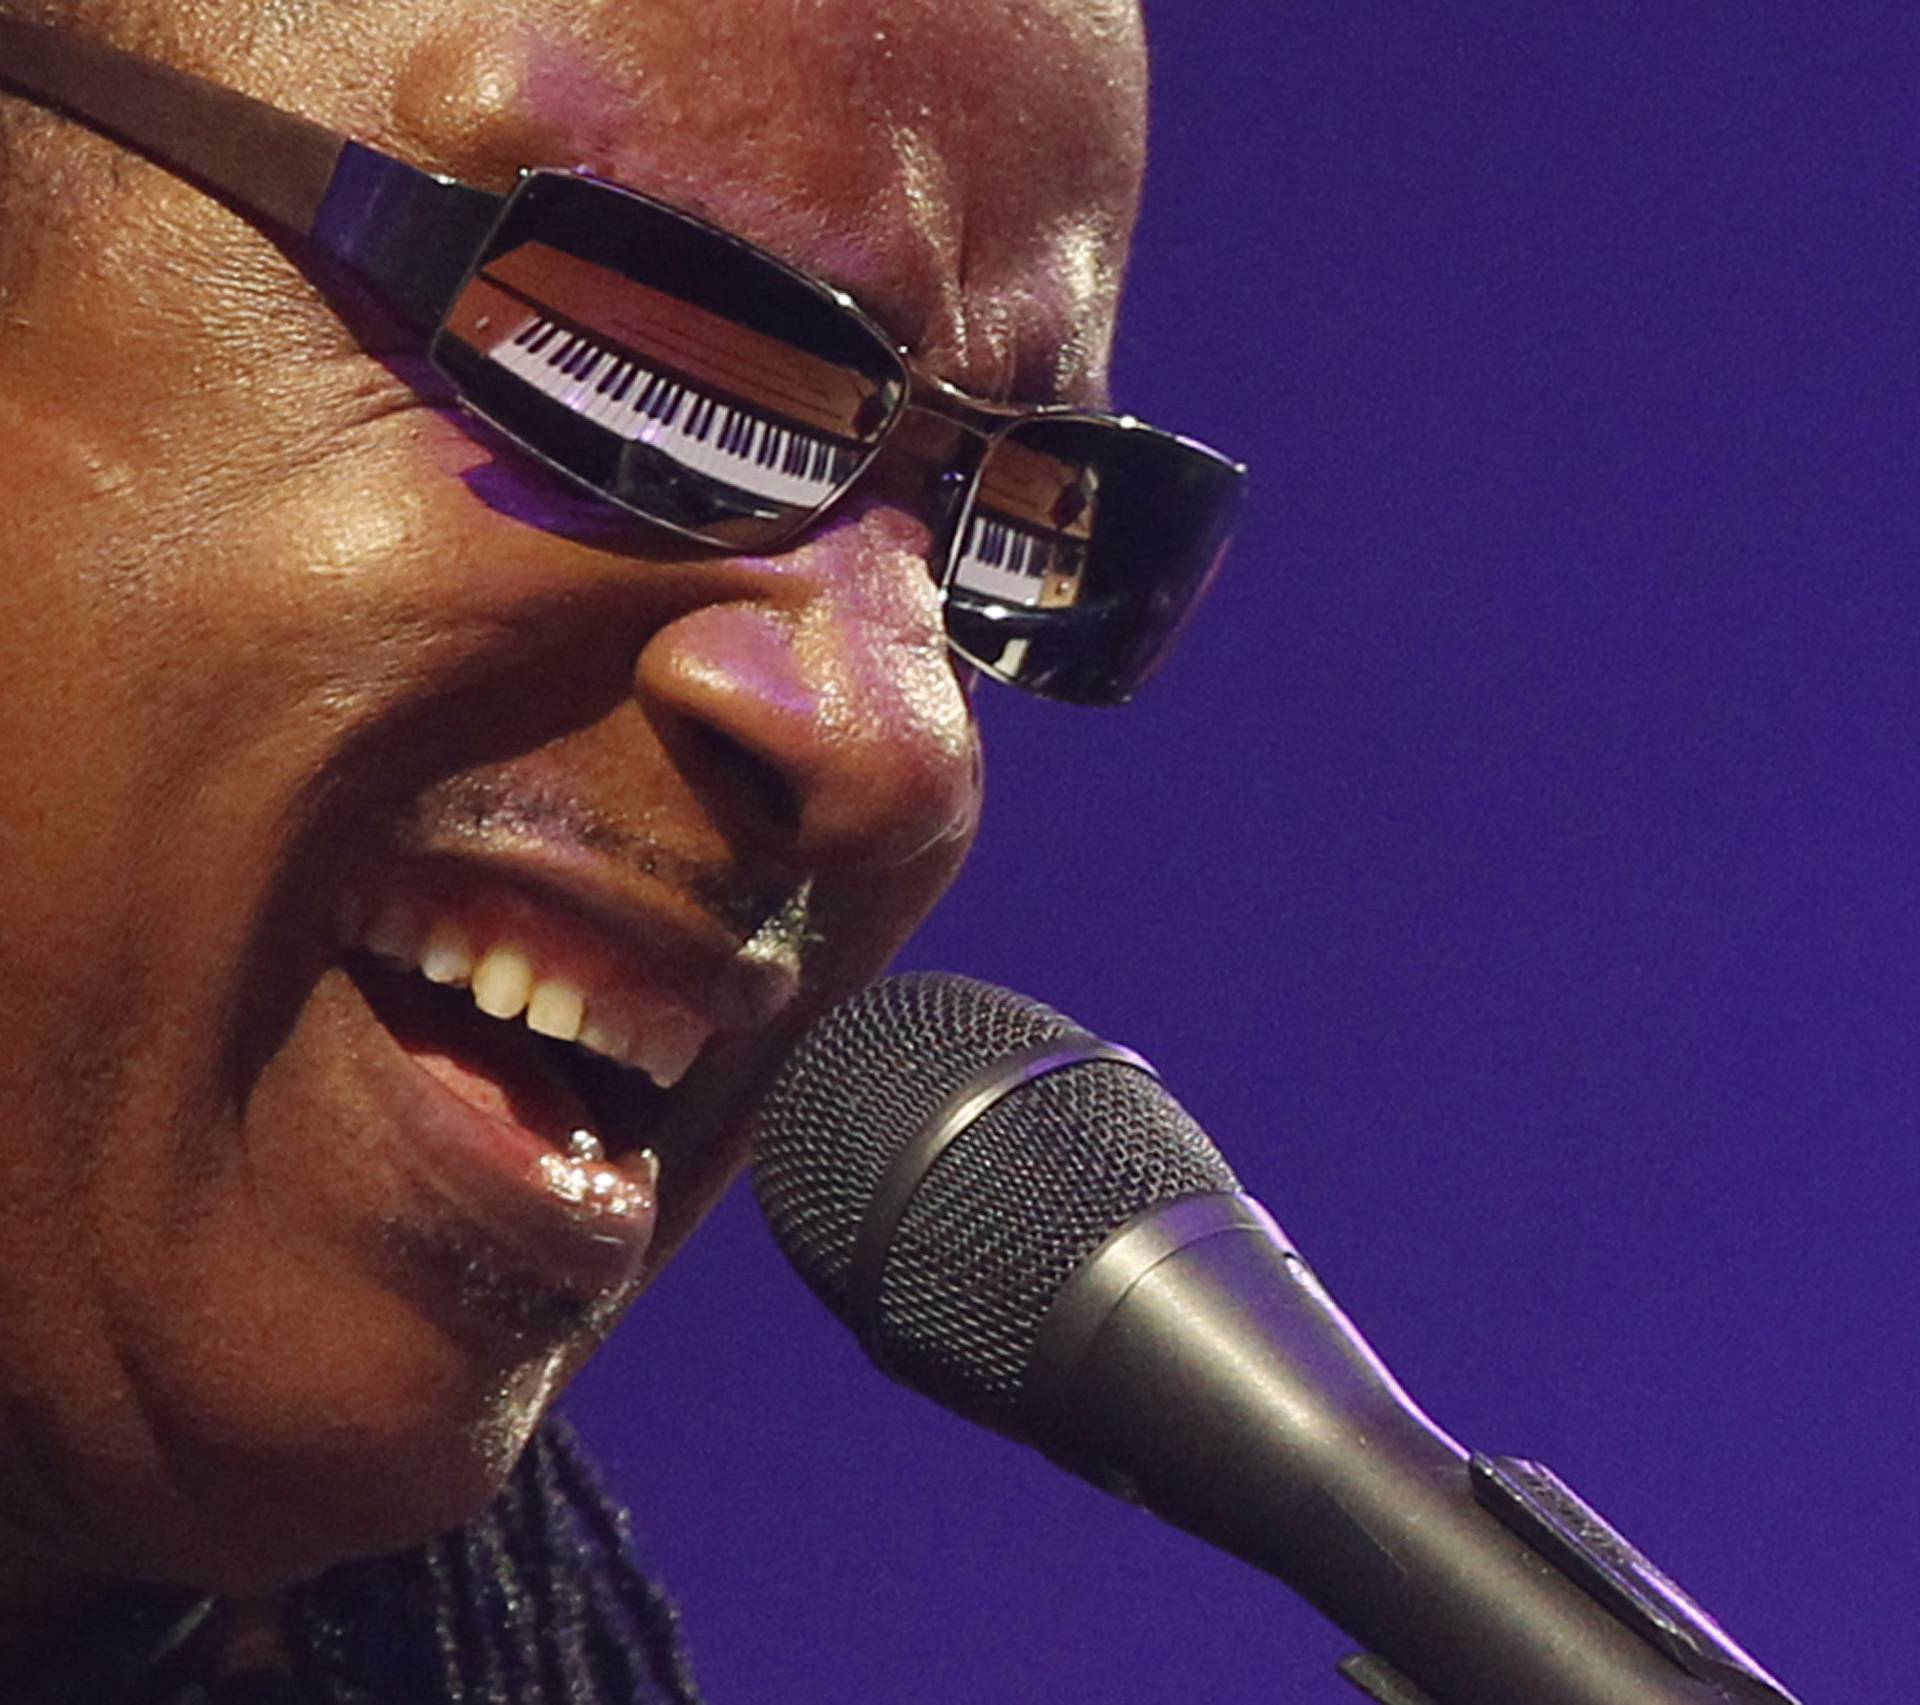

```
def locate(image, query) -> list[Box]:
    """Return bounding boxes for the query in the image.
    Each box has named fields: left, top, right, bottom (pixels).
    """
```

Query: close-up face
left=0, top=0, right=1146, bottom=1606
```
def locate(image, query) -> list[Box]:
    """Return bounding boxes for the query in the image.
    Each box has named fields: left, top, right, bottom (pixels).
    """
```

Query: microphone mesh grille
left=753, top=973, right=1084, bottom=1311
left=875, top=1060, right=1236, bottom=1426
left=752, top=972, right=1238, bottom=1432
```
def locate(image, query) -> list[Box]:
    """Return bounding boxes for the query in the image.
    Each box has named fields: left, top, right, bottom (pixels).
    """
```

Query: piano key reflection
left=441, top=240, right=877, bottom=518
left=951, top=431, right=1098, bottom=611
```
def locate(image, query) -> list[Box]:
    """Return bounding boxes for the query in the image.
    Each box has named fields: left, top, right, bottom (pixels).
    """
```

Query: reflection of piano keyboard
left=953, top=512, right=1084, bottom=607
left=490, top=311, right=861, bottom=510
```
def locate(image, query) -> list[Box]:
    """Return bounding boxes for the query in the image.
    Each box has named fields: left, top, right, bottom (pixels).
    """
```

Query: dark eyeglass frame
left=0, top=19, right=1245, bottom=705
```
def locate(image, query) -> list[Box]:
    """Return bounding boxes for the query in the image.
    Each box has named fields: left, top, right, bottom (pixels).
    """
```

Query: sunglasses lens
left=943, top=417, right=1243, bottom=704
left=431, top=172, right=906, bottom=549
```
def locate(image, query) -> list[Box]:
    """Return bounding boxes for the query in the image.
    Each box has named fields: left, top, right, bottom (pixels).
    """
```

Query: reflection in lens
left=433, top=175, right=904, bottom=549
left=944, top=416, right=1242, bottom=704
left=949, top=431, right=1099, bottom=613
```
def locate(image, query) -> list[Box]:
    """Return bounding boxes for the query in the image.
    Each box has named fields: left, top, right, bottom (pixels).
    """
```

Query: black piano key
left=490, top=330, right=854, bottom=501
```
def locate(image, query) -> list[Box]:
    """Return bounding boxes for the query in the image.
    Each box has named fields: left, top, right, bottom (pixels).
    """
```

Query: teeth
left=578, top=1011, right=633, bottom=1062
left=420, top=920, right=474, bottom=986
left=526, top=977, right=586, bottom=1044
left=342, top=891, right=714, bottom=1091
left=471, top=944, right=534, bottom=1020
left=630, top=1010, right=707, bottom=1090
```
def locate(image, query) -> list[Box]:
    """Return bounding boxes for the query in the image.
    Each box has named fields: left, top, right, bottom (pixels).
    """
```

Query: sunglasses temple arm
left=0, top=18, right=342, bottom=233
left=0, top=20, right=499, bottom=336
left=309, top=143, right=505, bottom=334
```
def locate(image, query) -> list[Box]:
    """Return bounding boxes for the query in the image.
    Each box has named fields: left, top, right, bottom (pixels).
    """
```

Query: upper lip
left=346, top=823, right=807, bottom=1039
left=422, top=774, right=796, bottom=935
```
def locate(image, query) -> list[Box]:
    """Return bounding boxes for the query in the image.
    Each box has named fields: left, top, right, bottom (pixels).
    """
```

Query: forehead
left=317, top=0, right=1151, bottom=396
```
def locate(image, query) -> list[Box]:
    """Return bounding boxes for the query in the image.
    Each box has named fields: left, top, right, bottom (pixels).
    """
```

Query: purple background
left=567, top=8, right=1915, bottom=1700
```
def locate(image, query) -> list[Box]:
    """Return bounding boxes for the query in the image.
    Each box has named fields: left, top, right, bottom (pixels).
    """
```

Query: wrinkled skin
left=0, top=0, right=1146, bottom=1640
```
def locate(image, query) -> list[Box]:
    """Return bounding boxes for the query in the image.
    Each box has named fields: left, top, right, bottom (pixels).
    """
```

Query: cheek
left=0, top=409, right=444, bottom=1144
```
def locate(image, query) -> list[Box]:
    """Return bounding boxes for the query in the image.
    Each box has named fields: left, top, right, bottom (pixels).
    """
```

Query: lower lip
left=344, top=975, right=659, bottom=1296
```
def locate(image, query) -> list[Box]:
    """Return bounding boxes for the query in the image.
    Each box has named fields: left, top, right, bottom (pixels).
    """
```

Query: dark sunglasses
left=0, top=21, right=1244, bottom=705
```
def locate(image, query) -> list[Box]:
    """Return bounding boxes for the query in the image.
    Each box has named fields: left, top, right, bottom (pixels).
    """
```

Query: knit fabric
left=16, top=1417, right=702, bottom=1705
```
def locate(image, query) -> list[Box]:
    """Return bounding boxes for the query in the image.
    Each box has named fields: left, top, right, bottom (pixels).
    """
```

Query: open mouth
left=345, top=953, right=672, bottom=1159
left=335, top=876, right=723, bottom=1149
left=317, top=850, right=803, bottom=1310
left=326, top=869, right=748, bottom=1286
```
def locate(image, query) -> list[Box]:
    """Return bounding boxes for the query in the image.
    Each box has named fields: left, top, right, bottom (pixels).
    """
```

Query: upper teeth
left=343, top=897, right=712, bottom=1090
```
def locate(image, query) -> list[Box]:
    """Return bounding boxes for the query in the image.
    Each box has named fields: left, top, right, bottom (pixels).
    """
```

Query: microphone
left=751, top=972, right=1800, bottom=1705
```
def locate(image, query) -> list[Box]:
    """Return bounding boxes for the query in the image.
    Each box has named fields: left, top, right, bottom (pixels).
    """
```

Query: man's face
left=0, top=0, right=1145, bottom=1597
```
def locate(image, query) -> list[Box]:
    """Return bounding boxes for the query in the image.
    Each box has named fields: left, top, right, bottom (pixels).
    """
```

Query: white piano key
left=580, top=360, right=633, bottom=429
left=481, top=313, right=855, bottom=510
left=953, top=511, right=1062, bottom=606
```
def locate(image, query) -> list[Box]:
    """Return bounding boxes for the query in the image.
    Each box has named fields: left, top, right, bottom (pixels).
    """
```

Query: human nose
left=630, top=506, right=980, bottom=871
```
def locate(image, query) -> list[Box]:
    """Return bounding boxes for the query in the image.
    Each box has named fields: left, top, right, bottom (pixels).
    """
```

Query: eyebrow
left=0, top=18, right=503, bottom=330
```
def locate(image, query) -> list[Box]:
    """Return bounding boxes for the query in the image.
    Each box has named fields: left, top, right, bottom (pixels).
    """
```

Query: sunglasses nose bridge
left=837, top=399, right=984, bottom=554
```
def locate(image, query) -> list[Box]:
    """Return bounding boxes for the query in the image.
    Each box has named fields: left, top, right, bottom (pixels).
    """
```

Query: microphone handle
left=1022, top=1194, right=1800, bottom=1705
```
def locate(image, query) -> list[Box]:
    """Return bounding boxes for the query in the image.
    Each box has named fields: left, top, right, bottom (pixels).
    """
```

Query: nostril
left=632, top=598, right=973, bottom=871
left=667, top=720, right=803, bottom=843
